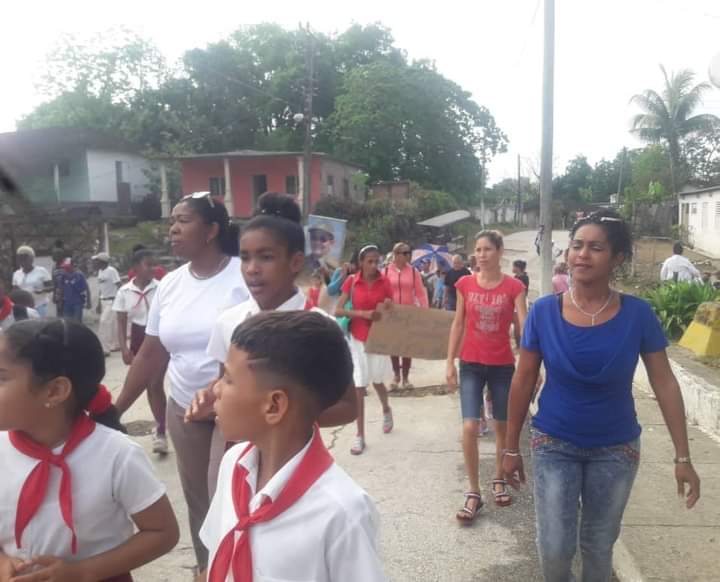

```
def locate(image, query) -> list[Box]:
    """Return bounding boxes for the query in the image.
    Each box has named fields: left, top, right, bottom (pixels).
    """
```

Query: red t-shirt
left=341, top=273, right=393, bottom=342
left=307, top=287, right=321, bottom=309
left=457, top=274, right=525, bottom=365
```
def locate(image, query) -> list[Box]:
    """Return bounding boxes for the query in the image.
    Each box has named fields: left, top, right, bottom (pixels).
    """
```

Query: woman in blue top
left=502, top=210, right=700, bottom=582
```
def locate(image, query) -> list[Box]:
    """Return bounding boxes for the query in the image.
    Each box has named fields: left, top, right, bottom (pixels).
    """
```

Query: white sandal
left=350, top=436, right=365, bottom=455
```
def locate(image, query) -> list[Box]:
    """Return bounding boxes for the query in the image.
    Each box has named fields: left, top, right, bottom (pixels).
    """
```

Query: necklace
left=189, top=255, right=230, bottom=280
left=569, top=287, right=615, bottom=326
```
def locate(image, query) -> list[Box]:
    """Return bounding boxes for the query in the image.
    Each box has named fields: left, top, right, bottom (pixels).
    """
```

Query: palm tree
left=630, top=65, right=719, bottom=193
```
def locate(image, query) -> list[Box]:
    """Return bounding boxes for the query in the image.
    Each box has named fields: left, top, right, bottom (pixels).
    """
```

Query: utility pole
left=539, top=0, right=555, bottom=296
left=301, top=23, right=315, bottom=217
left=616, top=147, right=627, bottom=206
left=516, top=154, right=522, bottom=225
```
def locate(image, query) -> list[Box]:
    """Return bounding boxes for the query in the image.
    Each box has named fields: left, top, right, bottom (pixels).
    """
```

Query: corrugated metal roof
left=417, top=209, right=471, bottom=228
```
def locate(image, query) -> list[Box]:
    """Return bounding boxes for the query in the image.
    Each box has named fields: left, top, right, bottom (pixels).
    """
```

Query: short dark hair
left=475, top=230, right=504, bottom=249
left=673, top=242, right=684, bottom=255
left=513, top=259, right=527, bottom=270
left=131, top=249, right=155, bottom=266
left=179, top=196, right=240, bottom=256
left=4, top=319, right=124, bottom=432
left=570, top=209, right=633, bottom=258
left=9, top=289, right=34, bottom=308
left=230, top=311, right=352, bottom=411
left=242, top=192, right=305, bottom=256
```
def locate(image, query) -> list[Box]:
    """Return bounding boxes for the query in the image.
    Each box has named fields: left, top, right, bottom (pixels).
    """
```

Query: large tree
left=630, top=65, right=719, bottom=192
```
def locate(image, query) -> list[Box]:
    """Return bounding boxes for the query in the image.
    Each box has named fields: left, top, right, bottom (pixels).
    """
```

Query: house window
left=286, top=176, right=298, bottom=195
left=253, top=175, right=268, bottom=204
left=691, top=203, right=697, bottom=215
left=701, top=202, right=709, bottom=229
left=327, top=175, right=335, bottom=196
left=715, top=201, right=720, bottom=229
left=209, top=177, right=226, bottom=197
left=56, top=160, right=70, bottom=177
left=343, top=178, right=350, bottom=199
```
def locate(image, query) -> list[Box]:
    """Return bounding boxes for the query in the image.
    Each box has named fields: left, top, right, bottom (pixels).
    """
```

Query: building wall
left=182, top=156, right=332, bottom=217
left=371, top=181, right=410, bottom=201
left=679, top=189, right=720, bottom=258
left=319, top=159, right=364, bottom=202
left=86, top=150, right=151, bottom=202
left=20, top=150, right=90, bottom=205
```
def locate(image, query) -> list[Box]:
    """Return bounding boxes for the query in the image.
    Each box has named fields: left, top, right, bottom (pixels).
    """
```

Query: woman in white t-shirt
left=115, top=192, right=248, bottom=571
left=187, top=193, right=357, bottom=429
left=0, top=319, right=178, bottom=580
left=12, top=246, right=52, bottom=318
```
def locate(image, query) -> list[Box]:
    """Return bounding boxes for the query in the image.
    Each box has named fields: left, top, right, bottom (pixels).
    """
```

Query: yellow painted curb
left=679, top=301, right=720, bottom=356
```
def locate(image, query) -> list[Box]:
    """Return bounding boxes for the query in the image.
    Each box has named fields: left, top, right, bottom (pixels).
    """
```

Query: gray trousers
left=166, top=397, right=226, bottom=569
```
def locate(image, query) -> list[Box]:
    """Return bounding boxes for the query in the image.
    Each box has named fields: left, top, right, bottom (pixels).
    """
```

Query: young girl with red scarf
left=0, top=319, right=178, bottom=582
left=199, top=311, right=385, bottom=582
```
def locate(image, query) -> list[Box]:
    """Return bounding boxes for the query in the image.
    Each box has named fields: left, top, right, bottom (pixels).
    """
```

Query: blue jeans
left=63, top=303, right=84, bottom=322
left=459, top=362, right=513, bottom=421
left=531, top=428, right=640, bottom=582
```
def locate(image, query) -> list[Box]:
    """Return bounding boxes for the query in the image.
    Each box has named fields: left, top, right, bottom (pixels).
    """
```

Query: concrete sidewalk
left=613, top=369, right=720, bottom=582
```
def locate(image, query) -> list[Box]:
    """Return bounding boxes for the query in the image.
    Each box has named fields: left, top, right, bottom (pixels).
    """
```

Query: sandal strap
left=464, top=492, right=483, bottom=500
left=491, top=479, right=507, bottom=486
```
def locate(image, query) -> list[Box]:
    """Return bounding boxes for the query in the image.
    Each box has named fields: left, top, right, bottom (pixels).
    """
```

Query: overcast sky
left=2, top=0, right=719, bottom=184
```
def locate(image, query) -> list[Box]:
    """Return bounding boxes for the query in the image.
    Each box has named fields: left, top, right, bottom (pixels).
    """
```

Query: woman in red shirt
left=384, top=242, right=429, bottom=389
left=446, top=231, right=527, bottom=522
left=336, top=245, right=393, bottom=456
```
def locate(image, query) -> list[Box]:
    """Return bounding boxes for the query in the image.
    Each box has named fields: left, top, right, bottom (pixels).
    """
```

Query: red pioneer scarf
left=0, top=296, right=13, bottom=321
left=208, top=429, right=333, bottom=582
left=130, top=281, right=155, bottom=311
left=9, top=414, right=96, bottom=554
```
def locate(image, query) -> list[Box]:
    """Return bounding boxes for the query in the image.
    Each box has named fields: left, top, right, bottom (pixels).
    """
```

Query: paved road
left=104, top=231, right=558, bottom=581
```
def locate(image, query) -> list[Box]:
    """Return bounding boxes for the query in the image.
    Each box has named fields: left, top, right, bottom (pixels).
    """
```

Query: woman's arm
left=327, top=267, right=347, bottom=297
left=115, top=335, right=170, bottom=416
left=12, top=496, right=179, bottom=582
left=642, top=350, right=701, bottom=508
left=515, top=290, right=528, bottom=331
left=502, top=348, right=543, bottom=489
left=318, top=383, right=358, bottom=427
left=445, top=292, right=466, bottom=390
left=414, top=269, right=429, bottom=308
left=334, top=291, right=373, bottom=321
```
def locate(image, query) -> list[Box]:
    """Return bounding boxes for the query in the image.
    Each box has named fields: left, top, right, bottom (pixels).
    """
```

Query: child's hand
left=185, top=386, right=217, bottom=423
left=10, top=556, right=88, bottom=582
left=0, top=554, right=23, bottom=582
left=122, top=348, right=134, bottom=366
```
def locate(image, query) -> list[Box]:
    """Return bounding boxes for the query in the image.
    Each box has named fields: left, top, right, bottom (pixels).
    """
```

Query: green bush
left=642, top=282, right=720, bottom=338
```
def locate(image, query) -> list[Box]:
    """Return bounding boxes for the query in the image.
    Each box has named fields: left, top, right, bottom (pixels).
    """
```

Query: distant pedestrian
left=552, top=262, right=570, bottom=294
left=113, top=249, right=168, bottom=455
left=12, top=246, right=52, bottom=318
left=512, top=259, right=530, bottom=291
left=336, top=245, right=394, bottom=456
left=60, top=259, right=90, bottom=322
left=660, top=242, right=702, bottom=283
left=534, top=225, right=545, bottom=256
left=307, top=270, right=324, bottom=309
left=384, top=242, right=429, bottom=389
left=93, top=252, right=121, bottom=355
left=503, top=210, right=700, bottom=582
left=447, top=231, right=527, bottom=523
left=7, top=289, right=41, bottom=320
left=444, top=255, right=471, bottom=311
left=127, top=244, right=168, bottom=281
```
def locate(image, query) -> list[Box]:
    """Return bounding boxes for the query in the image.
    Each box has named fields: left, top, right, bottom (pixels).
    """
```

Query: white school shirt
left=206, top=289, right=328, bottom=364
left=112, top=279, right=159, bottom=327
left=12, top=266, right=51, bottom=308
left=200, top=438, right=386, bottom=582
left=97, top=266, right=121, bottom=300
left=145, top=257, right=249, bottom=409
left=660, top=254, right=702, bottom=283
left=0, top=424, right=166, bottom=561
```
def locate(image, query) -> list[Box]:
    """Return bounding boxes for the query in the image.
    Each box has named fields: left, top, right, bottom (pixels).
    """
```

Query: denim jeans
left=531, top=428, right=640, bottom=582
left=62, top=303, right=84, bottom=322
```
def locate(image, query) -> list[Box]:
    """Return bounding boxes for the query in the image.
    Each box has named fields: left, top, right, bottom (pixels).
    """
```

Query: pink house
left=179, top=150, right=365, bottom=217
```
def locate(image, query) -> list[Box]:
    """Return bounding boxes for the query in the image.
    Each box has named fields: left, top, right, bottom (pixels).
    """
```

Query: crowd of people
left=0, top=195, right=704, bottom=582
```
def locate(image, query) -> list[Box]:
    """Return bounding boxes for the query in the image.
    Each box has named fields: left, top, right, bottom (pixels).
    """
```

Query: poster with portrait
left=305, top=215, right=347, bottom=272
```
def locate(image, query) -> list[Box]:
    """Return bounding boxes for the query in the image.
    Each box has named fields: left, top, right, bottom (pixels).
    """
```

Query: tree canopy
left=19, top=24, right=506, bottom=201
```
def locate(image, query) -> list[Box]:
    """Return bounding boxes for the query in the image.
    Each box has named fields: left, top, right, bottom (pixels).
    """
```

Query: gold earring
left=44, top=403, right=52, bottom=409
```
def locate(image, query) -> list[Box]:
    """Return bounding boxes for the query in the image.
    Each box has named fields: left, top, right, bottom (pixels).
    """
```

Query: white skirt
left=349, top=334, right=390, bottom=388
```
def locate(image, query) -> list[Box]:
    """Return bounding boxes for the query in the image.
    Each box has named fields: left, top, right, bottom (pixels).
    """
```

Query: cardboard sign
left=365, top=304, right=454, bottom=360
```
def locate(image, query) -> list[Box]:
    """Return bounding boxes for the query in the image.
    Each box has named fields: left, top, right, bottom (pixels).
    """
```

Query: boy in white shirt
left=199, top=310, right=385, bottom=582
left=113, top=249, right=168, bottom=454
left=93, top=252, right=122, bottom=354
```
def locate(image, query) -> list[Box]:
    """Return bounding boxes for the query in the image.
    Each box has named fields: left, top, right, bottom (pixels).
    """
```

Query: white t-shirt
left=660, top=254, right=702, bottom=283
left=0, top=424, right=166, bottom=561
left=207, top=289, right=321, bottom=365
left=112, top=279, right=159, bottom=327
left=200, top=437, right=385, bottom=582
left=146, top=257, right=248, bottom=409
left=97, top=266, right=121, bottom=300
left=12, top=267, right=51, bottom=308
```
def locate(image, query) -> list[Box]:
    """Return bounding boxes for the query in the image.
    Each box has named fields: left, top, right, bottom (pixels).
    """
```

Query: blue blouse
left=522, top=293, right=668, bottom=448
